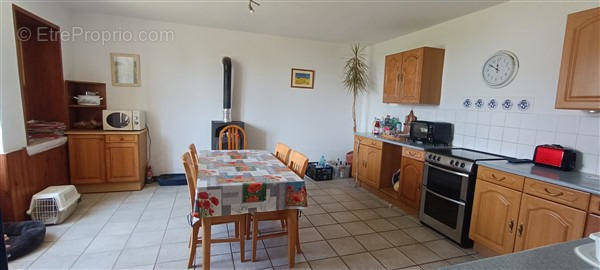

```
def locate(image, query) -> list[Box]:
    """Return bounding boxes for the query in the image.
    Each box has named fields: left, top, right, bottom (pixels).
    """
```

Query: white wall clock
left=482, top=50, right=519, bottom=88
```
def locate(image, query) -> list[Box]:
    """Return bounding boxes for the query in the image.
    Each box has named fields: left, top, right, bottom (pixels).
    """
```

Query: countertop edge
left=354, top=132, right=446, bottom=150
left=65, top=129, right=147, bottom=135
left=478, top=161, right=600, bottom=196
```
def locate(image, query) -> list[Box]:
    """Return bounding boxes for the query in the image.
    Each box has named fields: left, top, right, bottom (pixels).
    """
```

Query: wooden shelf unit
left=65, top=80, right=106, bottom=130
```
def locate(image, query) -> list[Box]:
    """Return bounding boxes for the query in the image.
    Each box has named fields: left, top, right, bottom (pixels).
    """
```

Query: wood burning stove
left=211, top=57, right=244, bottom=150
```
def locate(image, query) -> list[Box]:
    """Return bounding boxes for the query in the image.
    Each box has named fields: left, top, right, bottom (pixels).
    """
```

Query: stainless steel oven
left=419, top=148, right=510, bottom=248
left=419, top=162, right=470, bottom=244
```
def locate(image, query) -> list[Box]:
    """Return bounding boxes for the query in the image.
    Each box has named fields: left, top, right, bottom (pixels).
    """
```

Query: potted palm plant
left=343, top=44, right=369, bottom=133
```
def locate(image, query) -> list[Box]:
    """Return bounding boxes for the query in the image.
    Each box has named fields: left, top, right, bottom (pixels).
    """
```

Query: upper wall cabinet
left=555, top=7, right=600, bottom=110
left=383, top=47, right=445, bottom=104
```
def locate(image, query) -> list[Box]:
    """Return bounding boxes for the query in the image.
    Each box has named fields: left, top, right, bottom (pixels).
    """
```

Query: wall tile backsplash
left=416, top=109, right=600, bottom=175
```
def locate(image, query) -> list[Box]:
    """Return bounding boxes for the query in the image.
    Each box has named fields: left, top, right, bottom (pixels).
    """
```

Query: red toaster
left=533, top=144, right=576, bottom=171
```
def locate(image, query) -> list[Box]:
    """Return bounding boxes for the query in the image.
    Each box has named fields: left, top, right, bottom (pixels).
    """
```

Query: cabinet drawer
left=477, top=166, right=525, bottom=191
left=106, top=134, right=138, bottom=143
left=524, top=178, right=590, bottom=211
left=589, top=195, right=600, bottom=215
left=402, top=147, right=424, bottom=161
left=359, top=137, right=382, bottom=149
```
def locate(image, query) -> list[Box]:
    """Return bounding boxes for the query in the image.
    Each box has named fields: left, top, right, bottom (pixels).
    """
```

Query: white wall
left=0, top=1, right=71, bottom=153
left=64, top=13, right=354, bottom=173
left=360, top=1, right=600, bottom=174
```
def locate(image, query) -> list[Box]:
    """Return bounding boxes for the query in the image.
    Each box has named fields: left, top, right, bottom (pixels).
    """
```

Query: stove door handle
left=425, top=162, right=469, bottom=178
left=424, top=187, right=466, bottom=206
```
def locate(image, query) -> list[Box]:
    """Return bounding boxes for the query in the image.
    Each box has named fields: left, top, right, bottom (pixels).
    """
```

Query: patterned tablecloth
left=193, top=150, right=307, bottom=218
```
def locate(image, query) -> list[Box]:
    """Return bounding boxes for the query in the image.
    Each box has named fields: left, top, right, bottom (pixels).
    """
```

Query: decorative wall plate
left=463, top=98, right=472, bottom=109
left=474, top=98, right=485, bottom=110
left=517, top=99, right=530, bottom=111
left=502, top=98, right=513, bottom=110
left=487, top=98, right=498, bottom=110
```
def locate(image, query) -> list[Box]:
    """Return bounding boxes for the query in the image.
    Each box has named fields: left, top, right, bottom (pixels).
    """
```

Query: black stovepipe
left=222, top=57, right=232, bottom=110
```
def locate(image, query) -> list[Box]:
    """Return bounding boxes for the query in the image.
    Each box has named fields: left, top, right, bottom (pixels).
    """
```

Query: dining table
left=193, top=150, right=308, bottom=269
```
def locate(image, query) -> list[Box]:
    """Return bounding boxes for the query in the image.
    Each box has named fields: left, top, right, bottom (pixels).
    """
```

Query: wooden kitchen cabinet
left=470, top=180, right=522, bottom=254
left=357, top=144, right=382, bottom=187
left=354, top=135, right=403, bottom=193
left=584, top=214, right=600, bottom=235
left=66, top=129, right=147, bottom=193
left=514, top=194, right=586, bottom=252
left=555, top=7, right=600, bottom=110
left=383, top=47, right=445, bottom=105
left=68, top=135, right=106, bottom=184
left=397, top=153, right=424, bottom=210
left=105, top=142, right=140, bottom=182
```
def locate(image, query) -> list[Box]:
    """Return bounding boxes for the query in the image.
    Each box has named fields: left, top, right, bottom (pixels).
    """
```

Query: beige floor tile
left=423, top=239, right=466, bottom=259
left=354, top=233, right=392, bottom=251
left=299, top=216, right=314, bottom=228
left=155, top=259, right=188, bottom=269
left=397, top=244, right=442, bottom=265
left=351, top=209, right=381, bottom=221
left=85, top=234, right=128, bottom=254
left=340, top=221, right=375, bottom=235
left=301, top=241, right=338, bottom=261
left=162, top=228, right=190, bottom=244
left=157, top=242, right=189, bottom=263
left=306, top=213, right=337, bottom=226
left=28, top=254, right=79, bottom=270
left=378, top=230, right=417, bottom=246
left=341, top=252, right=385, bottom=270
left=320, top=202, right=347, bottom=213
left=303, top=204, right=327, bottom=215
left=308, top=190, right=329, bottom=196
left=387, top=216, right=420, bottom=229
left=300, top=227, right=324, bottom=243
left=360, top=199, right=388, bottom=209
left=342, top=201, right=368, bottom=210
left=333, top=194, right=355, bottom=202
left=324, top=189, right=346, bottom=195
left=365, top=219, right=397, bottom=232
left=263, top=235, right=290, bottom=248
left=370, top=248, right=415, bottom=269
left=71, top=250, right=120, bottom=269
left=134, top=218, right=169, bottom=233
left=195, top=254, right=235, bottom=269
left=330, top=211, right=360, bottom=223
left=309, top=257, right=349, bottom=270
left=372, top=207, right=403, bottom=218
left=445, top=255, right=478, bottom=265
left=233, top=249, right=272, bottom=270
left=311, top=195, right=338, bottom=204
left=114, top=245, right=161, bottom=268
left=273, top=261, right=311, bottom=270
left=402, top=227, right=443, bottom=242
left=316, top=224, right=350, bottom=239
left=327, top=237, right=365, bottom=256
left=45, top=237, right=93, bottom=256
left=266, top=245, right=307, bottom=267
left=126, top=230, right=164, bottom=248
left=419, top=260, right=450, bottom=270
left=232, top=239, right=264, bottom=252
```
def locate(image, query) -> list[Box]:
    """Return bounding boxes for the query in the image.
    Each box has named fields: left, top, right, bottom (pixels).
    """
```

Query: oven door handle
left=425, top=162, right=469, bottom=178
left=424, top=187, right=466, bottom=206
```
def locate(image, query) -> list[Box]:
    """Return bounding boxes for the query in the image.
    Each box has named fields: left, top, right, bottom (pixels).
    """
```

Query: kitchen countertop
left=354, top=132, right=450, bottom=150
left=441, top=238, right=595, bottom=270
left=65, top=129, right=147, bottom=135
left=478, top=160, right=600, bottom=195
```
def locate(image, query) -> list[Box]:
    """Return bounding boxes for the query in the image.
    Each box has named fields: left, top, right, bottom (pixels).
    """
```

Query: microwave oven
left=409, top=120, right=453, bottom=145
left=102, top=110, right=146, bottom=131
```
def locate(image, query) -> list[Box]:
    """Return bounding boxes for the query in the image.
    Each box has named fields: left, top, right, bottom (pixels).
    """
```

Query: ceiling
left=54, top=0, right=506, bottom=43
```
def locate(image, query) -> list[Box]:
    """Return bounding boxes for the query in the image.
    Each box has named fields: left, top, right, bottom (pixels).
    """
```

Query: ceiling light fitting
left=248, top=0, right=260, bottom=13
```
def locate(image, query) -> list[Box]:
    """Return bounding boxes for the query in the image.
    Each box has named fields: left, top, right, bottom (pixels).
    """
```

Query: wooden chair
left=189, top=144, right=199, bottom=174
left=273, top=143, right=291, bottom=164
left=218, top=125, right=247, bottom=150
left=182, top=152, right=247, bottom=269
left=288, top=150, right=309, bottom=179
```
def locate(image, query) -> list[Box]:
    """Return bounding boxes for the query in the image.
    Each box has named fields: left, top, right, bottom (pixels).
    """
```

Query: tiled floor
left=8, top=178, right=479, bottom=269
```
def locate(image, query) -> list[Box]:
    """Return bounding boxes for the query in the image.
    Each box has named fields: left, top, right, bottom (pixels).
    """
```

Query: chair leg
left=201, top=218, right=212, bottom=270
left=187, top=222, right=200, bottom=269
left=246, top=215, right=252, bottom=240
left=235, top=222, right=240, bottom=238
left=252, top=214, right=259, bottom=262
left=296, top=232, right=301, bottom=253
left=280, top=218, right=286, bottom=229
left=239, top=215, right=246, bottom=262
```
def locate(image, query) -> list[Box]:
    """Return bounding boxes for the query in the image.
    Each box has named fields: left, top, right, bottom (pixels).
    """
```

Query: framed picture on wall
left=111, top=53, right=141, bottom=87
left=290, top=68, right=314, bottom=89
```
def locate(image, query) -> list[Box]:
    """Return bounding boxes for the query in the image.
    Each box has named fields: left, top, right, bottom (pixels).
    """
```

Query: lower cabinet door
left=357, top=145, right=369, bottom=183
left=365, top=146, right=382, bottom=187
left=398, top=157, right=424, bottom=209
left=584, top=214, right=600, bottom=236
left=514, top=194, right=586, bottom=252
left=105, top=142, right=139, bottom=182
left=469, top=180, right=521, bottom=254
left=68, top=135, right=106, bottom=184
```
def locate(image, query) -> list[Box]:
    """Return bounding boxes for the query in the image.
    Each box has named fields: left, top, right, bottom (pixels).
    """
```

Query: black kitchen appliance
left=409, top=121, right=453, bottom=146
left=419, top=148, right=511, bottom=247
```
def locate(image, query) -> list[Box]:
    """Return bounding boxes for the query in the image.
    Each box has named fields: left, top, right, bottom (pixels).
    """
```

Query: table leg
left=286, top=209, right=298, bottom=267
left=202, top=218, right=212, bottom=270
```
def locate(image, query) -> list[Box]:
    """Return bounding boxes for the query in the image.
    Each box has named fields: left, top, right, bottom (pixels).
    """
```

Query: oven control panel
left=425, top=153, right=473, bottom=173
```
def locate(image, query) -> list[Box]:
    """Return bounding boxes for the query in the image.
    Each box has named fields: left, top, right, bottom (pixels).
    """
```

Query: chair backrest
left=182, top=152, right=197, bottom=210
left=218, top=125, right=247, bottom=150
left=288, top=150, right=309, bottom=179
left=274, top=143, right=291, bottom=164
left=188, top=143, right=199, bottom=173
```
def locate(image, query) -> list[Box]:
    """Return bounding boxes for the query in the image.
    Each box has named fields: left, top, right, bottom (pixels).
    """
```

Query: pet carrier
left=26, top=185, right=80, bottom=225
